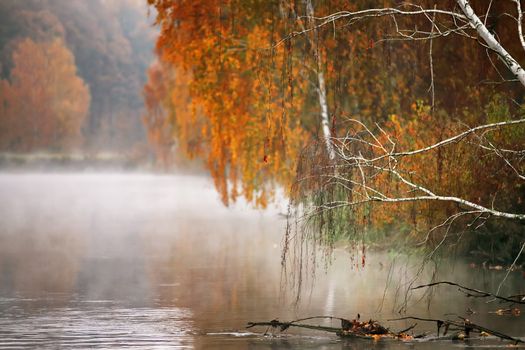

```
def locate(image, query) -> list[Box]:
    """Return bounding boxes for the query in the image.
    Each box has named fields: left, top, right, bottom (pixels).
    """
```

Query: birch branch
left=329, top=118, right=525, bottom=221
left=510, top=0, right=525, bottom=52
left=273, top=6, right=468, bottom=48
left=390, top=118, right=525, bottom=157
left=340, top=118, right=525, bottom=163
left=360, top=194, right=524, bottom=220
left=285, top=0, right=335, bottom=159
left=456, top=0, right=525, bottom=87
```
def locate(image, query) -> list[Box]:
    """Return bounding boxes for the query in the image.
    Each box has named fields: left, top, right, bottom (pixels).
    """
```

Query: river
left=0, top=173, right=523, bottom=349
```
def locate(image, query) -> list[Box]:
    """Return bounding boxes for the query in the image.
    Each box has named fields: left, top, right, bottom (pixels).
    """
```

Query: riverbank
left=0, top=151, right=205, bottom=174
left=0, top=151, right=144, bottom=171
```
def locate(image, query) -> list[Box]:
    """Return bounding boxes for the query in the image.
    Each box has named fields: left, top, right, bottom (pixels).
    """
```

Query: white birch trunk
left=305, top=0, right=336, bottom=160
left=457, top=0, right=525, bottom=87
left=317, top=70, right=335, bottom=159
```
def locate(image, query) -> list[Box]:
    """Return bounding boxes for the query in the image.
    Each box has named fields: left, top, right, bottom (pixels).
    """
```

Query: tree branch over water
left=325, top=118, right=525, bottom=220
left=411, top=281, right=525, bottom=304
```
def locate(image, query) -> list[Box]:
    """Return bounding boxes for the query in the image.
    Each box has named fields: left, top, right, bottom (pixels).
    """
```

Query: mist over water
left=0, top=173, right=523, bottom=349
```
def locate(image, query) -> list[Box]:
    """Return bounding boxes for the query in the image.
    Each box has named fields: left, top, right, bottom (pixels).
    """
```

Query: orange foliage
left=146, top=1, right=307, bottom=206
left=144, top=0, right=442, bottom=206
left=0, top=38, right=90, bottom=151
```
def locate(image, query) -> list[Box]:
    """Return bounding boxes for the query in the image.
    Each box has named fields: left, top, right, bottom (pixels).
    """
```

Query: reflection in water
left=0, top=173, right=523, bottom=349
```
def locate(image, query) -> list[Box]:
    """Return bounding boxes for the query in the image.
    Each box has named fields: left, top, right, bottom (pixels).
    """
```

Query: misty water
left=0, top=173, right=523, bottom=349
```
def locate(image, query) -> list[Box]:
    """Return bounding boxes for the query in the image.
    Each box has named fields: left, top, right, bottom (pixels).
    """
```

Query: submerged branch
left=247, top=316, right=407, bottom=339
left=248, top=313, right=523, bottom=345
left=390, top=316, right=524, bottom=344
left=247, top=319, right=341, bottom=334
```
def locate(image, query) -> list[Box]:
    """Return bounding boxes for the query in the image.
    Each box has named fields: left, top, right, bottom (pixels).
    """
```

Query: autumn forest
left=0, top=0, right=156, bottom=152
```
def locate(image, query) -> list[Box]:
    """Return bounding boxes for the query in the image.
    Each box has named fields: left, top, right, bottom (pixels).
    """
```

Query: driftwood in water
left=247, top=319, right=340, bottom=334
left=247, top=282, right=524, bottom=343
left=247, top=313, right=523, bottom=345
left=247, top=315, right=413, bottom=340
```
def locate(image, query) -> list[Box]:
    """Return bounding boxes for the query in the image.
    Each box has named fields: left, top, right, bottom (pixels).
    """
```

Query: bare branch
left=362, top=193, right=524, bottom=220
left=315, top=8, right=467, bottom=26
left=307, top=118, right=525, bottom=225
left=411, top=281, right=525, bottom=304
left=273, top=5, right=469, bottom=49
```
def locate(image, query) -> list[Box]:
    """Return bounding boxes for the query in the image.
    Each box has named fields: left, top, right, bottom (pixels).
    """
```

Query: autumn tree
left=0, top=38, right=90, bottom=151
left=147, top=0, right=524, bottom=264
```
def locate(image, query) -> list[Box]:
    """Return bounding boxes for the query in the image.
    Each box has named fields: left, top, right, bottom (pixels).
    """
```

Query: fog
left=0, top=173, right=523, bottom=349
left=0, top=173, right=283, bottom=300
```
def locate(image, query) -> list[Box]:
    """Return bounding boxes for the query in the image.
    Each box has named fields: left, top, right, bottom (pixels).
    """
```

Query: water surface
left=0, top=173, right=523, bottom=349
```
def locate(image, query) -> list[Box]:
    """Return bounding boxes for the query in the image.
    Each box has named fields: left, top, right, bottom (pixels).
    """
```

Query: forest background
left=0, top=0, right=156, bottom=154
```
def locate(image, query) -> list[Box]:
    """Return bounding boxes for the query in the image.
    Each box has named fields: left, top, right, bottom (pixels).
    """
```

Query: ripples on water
left=0, top=299, right=193, bottom=349
left=0, top=173, right=523, bottom=349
